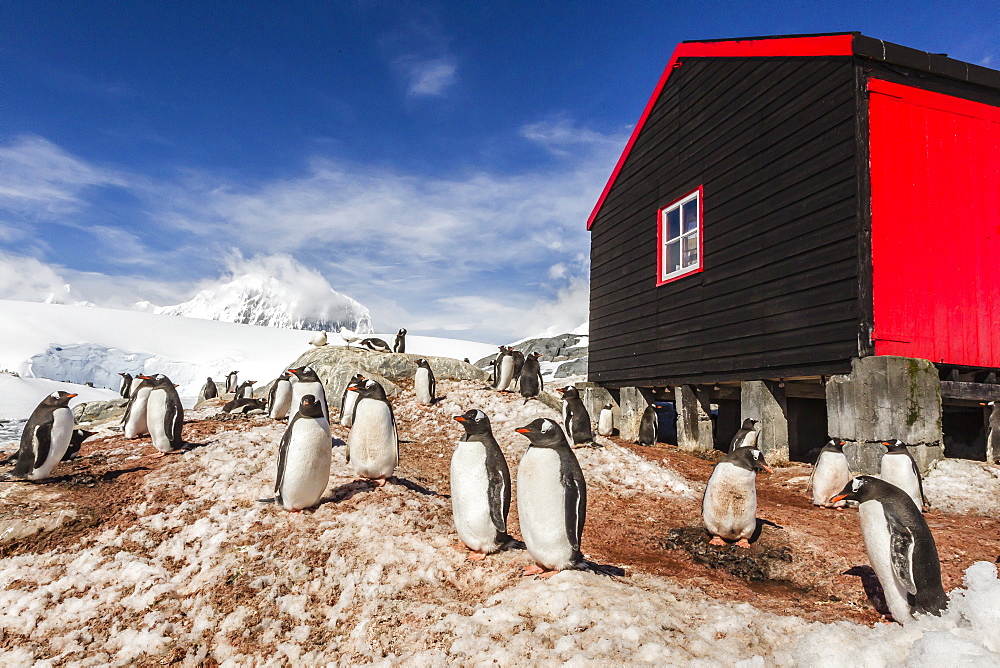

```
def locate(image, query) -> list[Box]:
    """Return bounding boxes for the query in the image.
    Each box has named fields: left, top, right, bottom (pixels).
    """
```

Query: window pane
left=682, top=198, right=698, bottom=233
left=666, top=240, right=681, bottom=274
left=665, top=208, right=680, bottom=240
left=682, top=233, right=699, bottom=267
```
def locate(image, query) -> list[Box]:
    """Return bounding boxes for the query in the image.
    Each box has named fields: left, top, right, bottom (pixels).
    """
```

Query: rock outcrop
left=72, top=398, right=129, bottom=429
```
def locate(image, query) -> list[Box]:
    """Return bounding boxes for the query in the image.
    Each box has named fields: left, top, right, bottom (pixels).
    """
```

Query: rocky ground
left=0, top=377, right=998, bottom=665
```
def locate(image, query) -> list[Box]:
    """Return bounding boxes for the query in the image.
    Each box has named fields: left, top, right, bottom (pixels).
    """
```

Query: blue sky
left=1, top=1, right=997, bottom=342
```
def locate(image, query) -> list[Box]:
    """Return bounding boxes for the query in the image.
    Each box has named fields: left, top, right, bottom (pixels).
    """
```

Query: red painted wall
left=869, top=79, right=1000, bottom=367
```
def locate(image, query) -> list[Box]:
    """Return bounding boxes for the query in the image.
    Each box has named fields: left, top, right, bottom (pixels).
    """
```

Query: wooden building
left=585, top=33, right=1000, bottom=467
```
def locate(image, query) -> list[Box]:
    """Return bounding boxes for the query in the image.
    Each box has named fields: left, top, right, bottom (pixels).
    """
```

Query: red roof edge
left=586, top=33, right=856, bottom=230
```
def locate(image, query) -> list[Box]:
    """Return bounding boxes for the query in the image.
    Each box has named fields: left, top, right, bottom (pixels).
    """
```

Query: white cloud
left=0, top=252, right=74, bottom=304
left=402, top=56, right=457, bottom=96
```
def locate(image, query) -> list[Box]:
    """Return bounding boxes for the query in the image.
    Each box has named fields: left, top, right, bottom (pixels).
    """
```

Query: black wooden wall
left=589, top=56, right=860, bottom=387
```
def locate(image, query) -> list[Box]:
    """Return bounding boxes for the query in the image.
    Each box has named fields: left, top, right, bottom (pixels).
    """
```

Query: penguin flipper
left=275, top=418, right=293, bottom=504
left=165, top=397, right=182, bottom=445
left=562, top=465, right=586, bottom=555
left=31, top=423, right=52, bottom=471
left=485, top=446, right=510, bottom=535
left=886, top=513, right=918, bottom=595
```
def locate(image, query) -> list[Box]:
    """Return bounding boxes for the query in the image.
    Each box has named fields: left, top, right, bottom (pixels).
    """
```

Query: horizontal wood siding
left=589, top=56, right=859, bottom=387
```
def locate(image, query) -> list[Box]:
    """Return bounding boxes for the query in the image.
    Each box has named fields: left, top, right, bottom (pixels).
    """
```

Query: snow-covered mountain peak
left=154, top=255, right=373, bottom=333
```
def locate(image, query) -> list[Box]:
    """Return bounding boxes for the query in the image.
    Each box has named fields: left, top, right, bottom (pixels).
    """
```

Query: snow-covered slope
left=0, top=300, right=497, bottom=417
left=0, top=373, right=116, bottom=422
left=155, top=258, right=373, bottom=333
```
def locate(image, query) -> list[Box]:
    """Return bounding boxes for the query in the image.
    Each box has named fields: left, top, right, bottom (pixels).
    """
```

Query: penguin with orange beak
left=702, top=446, right=772, bottom=548
left=10, top=391, right=78, bottom=480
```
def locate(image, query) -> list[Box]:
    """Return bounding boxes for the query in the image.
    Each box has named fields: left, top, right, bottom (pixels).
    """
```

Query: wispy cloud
left=400, top=56, right=457, bottom=97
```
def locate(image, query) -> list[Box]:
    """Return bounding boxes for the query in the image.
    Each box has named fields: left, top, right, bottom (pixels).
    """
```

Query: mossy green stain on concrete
left=905, top=358, right=922, bottom=428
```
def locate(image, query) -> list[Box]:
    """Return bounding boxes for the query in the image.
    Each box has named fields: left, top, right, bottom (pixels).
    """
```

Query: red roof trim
left=869, top=77, right=1000, bottom=124
left=586, top=33, right=856, bottom=230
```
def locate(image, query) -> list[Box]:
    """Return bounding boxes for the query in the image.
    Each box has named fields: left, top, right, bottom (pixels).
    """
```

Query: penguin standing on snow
left=518, top=352, right=543, bottom=400
left=597, top=403, right=614, bottom=437
left=702, top=446, right=772, bottom=548
left=495, top=346, right=515, bottom=391
left=288, top=366, right=329, bottom=424
left=118, top=372, right=133, bottom=399
left=122, top=376, right=154, bottom=439
left=810, top=440, right=852, bottom=508
left=339, top=374, right=365, bottom=427
left=225, top=371, right=239, bottom=394
left=830, top=476, right=946, bottom=623
left=729, top=418, right=760, bottom=452
left=514, top=417, right=586, bottom=577
left=236, top=380, right=256, bottom=400
left=268, top=371, right=293, bottom=419
left=346, top=379, right=398, bottom=486
left=9, top=391, right=77, bottom=480
left=880, top=440, right=925, bottom=511
left=414, top=358, right=436, bottom=405
left=638, top=405, right=658, bottom=446
left=140, top=374, right=185, bottom=457
left=557, top=386, right=594, bottom=447
left=451, top=409, right=513, bottom=560
left=393, top=328, right=407, bottom=353
left=274, top=395, right=332, bottom=511
left=201, top=377, right=218, bottom=401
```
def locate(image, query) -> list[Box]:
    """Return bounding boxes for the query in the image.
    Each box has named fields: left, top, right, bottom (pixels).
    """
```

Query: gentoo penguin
left=268, top=371, right=293, bottom=419
left=514, top=417, right=586, bottom=577
left=830, top=476, right=947, bottom=623
left=339, top=373, right=365, bottom=427
left=393, top=328, right=407, bottom=353
left=597, top=403, right=614, bottom=437
left=308, top=331, right=327, bottom=347
left=346, top=379, right=398, bottom=485
left=118, top=372, right=133, bottom=399
left=810, top=440, right=852, bottom=508
left=235, top=379, right=256, bottom=400
left=225, top=371, right=239, bottom=394
left=360, top=337, right=392, bottom=353
left=451, top=409, right=513, bottom=560
left=519, top=352, right=543, bottom=400
left=637, top=405, right=658, bottom=446
left=9, top=391, right=77, bottom=480
left=511, top=349, right=525, bottom=390
left=62, top=429, right=96, bottom=461
left=496, top=346, right=515, bottom=391
left=880, top=440, right=925, bottom=511
left=729, top=418, right=760, bottom=452
left=702, top=446, right=772, bottom=547
left=338, top=327, right=362, bottom=348
left=486, top=359, right=497, bottom=387
left=557, top=386, right=595, bottom=447
left=201, top=377, right=218, bottom=400
left=122, top=376, right=154, bottom=439
left=288, top=366, right=329, bottom=425
left=414, top=358, right=436, bottom=405
left=223, top=397, right=267, bottom=414
left=140, top=374, right=185, bottom=457
left=274, top=395, right=332, bottom=511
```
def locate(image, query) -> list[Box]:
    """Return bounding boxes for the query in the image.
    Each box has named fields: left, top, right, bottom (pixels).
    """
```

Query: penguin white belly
left=280, top=418, right=332, bottom=510
left=597, top=409, right=613, bottom=437
left=415, top=368, right=433, bottom=405
left=517, top=448, right=575, bottom=570
left=293, top=381, right=329, bottom=423
left=348, top=400, right=397, bottom=479
left=858, top=501, right=914, bottom=623
left=812, top=452, right=851, bottom=507
left=124, top=388, right=151, bottom=439
left=340, top=391, right=358, bottom=427
left=880, top=457, right=922, bottom=510
left=450, top=441, right=500, bottom=553
left=146, top=390, right=173, bottom=452
left=30, top=408, right=74, bottom=480
left=702, top=463, right=757, bottom=540
left=497, top=357, right=514, bottom=391
left=270, top=382, right=293, bottom=419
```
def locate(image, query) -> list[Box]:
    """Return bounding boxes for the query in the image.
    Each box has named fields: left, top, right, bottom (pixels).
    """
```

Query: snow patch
left=924, top=459, right=1000, bottom=517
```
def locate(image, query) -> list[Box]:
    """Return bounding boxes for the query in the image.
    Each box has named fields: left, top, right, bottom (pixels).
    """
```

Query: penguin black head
left=414, top=358, right=431, bottom=369
left=207, top=376, right=214, bottom=382
left=288, top=366, right=321, bottom=383
left=882, top=439, right=911, bottom=454
left=740, top=418, right=759, bottom=429
left=830, top=475, right=899, bottom=505
left=42, top=391, right=78, bottom=407
left=139, top=373, right=174, bottom=388
left=118, top=372, right=131, bottom=378
left=350, top=378, right=387, bottom=401
left=71, top=429, right=97, bottom=446
left=454, top=409, right=491, bottom=435
left=726, top=446, right=773, bottom=473
left=398, top=328, right=406, bottom=336
left=297, top=394, right=325, bottom=418
left=514, top=417, right=569, bottom=449
left=557, top=386, right=579, bottom=400
left=821, top=439, right=846, bottom=453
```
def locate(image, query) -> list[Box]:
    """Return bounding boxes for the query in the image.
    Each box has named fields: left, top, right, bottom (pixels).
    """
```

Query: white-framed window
left=657, top=186, right=703, bottom=285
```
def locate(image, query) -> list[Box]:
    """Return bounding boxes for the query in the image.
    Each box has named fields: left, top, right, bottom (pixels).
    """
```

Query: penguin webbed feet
left=708, top=535, right=727, bottom=547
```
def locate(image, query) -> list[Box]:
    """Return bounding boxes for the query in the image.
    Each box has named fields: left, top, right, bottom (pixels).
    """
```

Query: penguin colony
left=1, top=336, right=960, bottom=621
